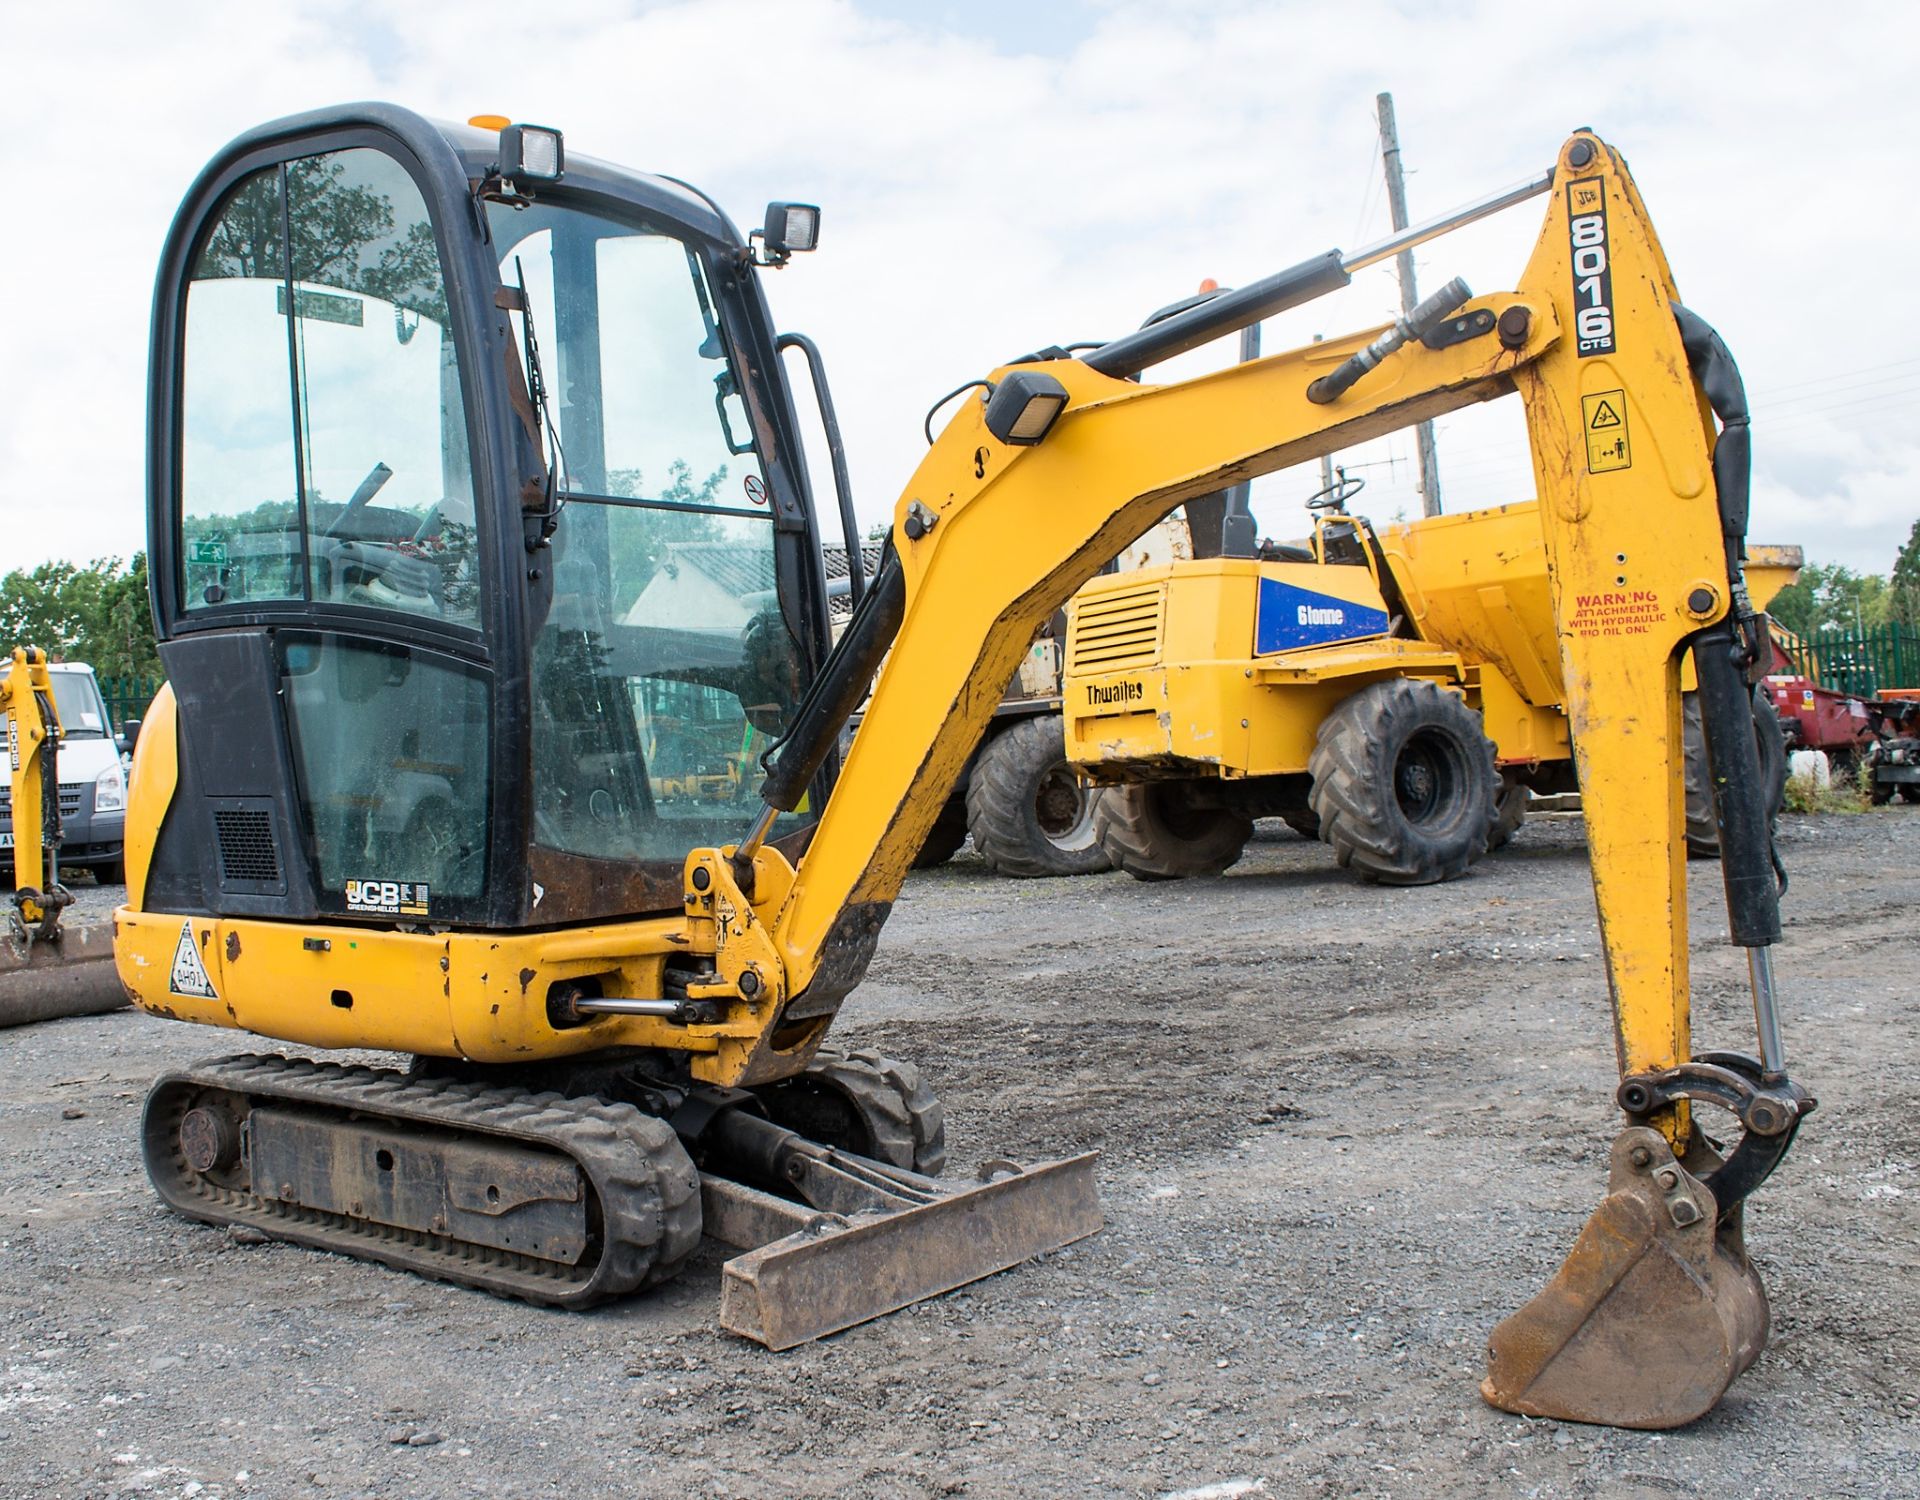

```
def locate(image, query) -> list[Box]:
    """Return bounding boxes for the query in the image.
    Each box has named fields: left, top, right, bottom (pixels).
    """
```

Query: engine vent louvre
left=213, top=808, right=281, bottom=885
left=1068, top=584, right=1165, bottom=672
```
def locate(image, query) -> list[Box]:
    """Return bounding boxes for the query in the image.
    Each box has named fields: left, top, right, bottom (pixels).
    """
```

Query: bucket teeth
left=1482, top=1126, right=1769, bottom=1429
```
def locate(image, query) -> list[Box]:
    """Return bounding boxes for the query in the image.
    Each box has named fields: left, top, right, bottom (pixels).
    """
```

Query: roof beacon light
left=983, top=370, right=1070, bottom=447
left=500, top=123, right=564, bottom=184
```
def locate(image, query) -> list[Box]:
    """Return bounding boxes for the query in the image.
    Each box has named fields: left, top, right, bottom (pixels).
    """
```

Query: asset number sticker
left=1581, top=390, right=1632, bottom=473
left=1566, top=177, right=1615, bottom=357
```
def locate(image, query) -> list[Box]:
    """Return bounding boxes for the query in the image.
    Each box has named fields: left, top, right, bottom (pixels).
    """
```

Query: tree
left=1892, top=519, right=1920, bottom=629
left=1766, top=561, right=1888, bottom=638
left=0, top=556, right=160, bottom=678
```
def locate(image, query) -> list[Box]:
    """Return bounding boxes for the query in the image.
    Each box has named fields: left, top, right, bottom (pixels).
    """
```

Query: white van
left=0, top=662, right=129, bottom=884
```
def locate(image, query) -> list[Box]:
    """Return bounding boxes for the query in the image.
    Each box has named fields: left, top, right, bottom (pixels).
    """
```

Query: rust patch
left=225, top=932, right=242, bottom=964
left=490, top=1003, right=499, bottom=1015
left=198, top=928, right=212, bottom=951
left=518, top=967, right=537, bottom=995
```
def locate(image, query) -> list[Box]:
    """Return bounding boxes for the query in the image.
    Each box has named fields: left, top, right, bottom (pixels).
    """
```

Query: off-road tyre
left=1683, top=689, right=1787, bottom=858
left=965, top=715, right=1110, bottom=878
left=1307, top=679, right=1499, bottom=885
left=1092, top=782, right=1254, bottom=881
left=913, top=791, right=970, bottom=868
left=1487, top=773, right=1528, bottom=852
left=754, top=1047, right=947, bottom=1177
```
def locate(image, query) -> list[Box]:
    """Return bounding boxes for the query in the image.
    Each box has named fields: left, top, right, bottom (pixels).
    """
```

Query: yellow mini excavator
left=3, top=648, right=123, bottom=1023
left=115, top=108, right=1810, bottom=1428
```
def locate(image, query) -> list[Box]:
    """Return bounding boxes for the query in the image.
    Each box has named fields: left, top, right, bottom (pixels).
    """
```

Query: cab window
left=490, top=200, right=808, bottom=864
left=178, top=148, right=478, bottom=623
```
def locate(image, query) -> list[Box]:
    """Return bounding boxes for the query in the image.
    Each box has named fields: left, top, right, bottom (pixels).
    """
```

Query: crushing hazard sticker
left=1582, top=390, right=1632, bottom=473
left=169, top=920, right=219, bottom=1000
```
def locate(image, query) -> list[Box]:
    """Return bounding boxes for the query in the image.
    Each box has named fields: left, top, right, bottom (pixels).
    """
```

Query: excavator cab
left=143, top=106, right=833, bottom=932
left=122, top=104, right=1099, bottom=1346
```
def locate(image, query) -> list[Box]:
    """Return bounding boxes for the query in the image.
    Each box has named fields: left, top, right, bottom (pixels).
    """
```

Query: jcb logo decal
left=345, top=879, right=431, bottom=915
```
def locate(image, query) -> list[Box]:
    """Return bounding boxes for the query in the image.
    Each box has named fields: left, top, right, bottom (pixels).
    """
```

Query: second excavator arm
left=688, top=130, right=1810, bottom=1427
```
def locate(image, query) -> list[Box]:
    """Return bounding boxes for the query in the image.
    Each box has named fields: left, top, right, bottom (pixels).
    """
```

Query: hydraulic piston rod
left=1083, top=169, right=1553, bottom=378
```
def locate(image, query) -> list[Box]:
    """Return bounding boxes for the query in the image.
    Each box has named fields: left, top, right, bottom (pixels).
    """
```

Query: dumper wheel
left=1683, top=689, right=1787, bottom=858
left=1092, top=783, right=1253, bottom=881
left=965, top=715, right=1111, bottom=878
left=754, top=1048, right=947, bottom=1177
left=1308, top=679, right=1499, bottom=885
left=1487, top=773, right=1528, bottom=852
left=913, top=791, right=970, bottom=868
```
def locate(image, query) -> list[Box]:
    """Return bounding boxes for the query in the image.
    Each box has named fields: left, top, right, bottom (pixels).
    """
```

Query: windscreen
left=488, top=198, right=811, bottom=866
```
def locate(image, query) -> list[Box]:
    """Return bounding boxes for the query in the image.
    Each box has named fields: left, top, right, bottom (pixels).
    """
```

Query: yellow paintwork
left=3, top=647, right=62, bottom=921
left=121, top=133, right=1749, bottom=1127
left=122, top=681, right=179, bottom=911
left=113, top=842, right=806, bottom=1077
left=1064, top=500, right=1575, bottom=778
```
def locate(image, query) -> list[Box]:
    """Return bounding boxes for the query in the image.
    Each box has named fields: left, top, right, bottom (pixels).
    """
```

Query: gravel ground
left=2, top=808, right=1915, bottom=1499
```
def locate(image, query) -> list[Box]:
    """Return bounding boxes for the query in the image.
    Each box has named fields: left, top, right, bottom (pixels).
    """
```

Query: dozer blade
left=707, top=1152, right=1102, bottom=1350
left=1482, top=1125, right=1769, bottom=1429
left=0, top=919, right=127, bottom=1028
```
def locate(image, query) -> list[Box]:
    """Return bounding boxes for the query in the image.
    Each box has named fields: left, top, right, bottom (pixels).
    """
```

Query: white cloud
left=4, top=0, right=1917, bottom=579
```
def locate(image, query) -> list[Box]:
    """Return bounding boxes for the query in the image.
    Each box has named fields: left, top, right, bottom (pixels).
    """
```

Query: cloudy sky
left=6, top=0, right=1916, bottom=577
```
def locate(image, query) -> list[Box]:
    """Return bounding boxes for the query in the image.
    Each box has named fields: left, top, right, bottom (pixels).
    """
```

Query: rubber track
left=807, top=1047, right=948, bottom=1177
left=143, top=1054, right=702, bottom=1309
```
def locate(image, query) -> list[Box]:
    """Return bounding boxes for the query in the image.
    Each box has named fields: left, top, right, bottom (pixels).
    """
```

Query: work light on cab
left=984, top=370, right=1069, bottom=446
left=500, top=122, right=564, bottom=184
left=755, top=202, right=821, bottom=265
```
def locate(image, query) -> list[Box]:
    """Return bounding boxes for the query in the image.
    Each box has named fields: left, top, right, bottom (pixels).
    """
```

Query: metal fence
left=1779, top=624, right=1920, bottom=699
left=98, top=674, right=164, bottom=734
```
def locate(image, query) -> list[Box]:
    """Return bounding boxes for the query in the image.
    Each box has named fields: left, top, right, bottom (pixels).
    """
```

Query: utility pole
left=1377, top=91, right=1443, bottom=517
left=1313, top=334, right=1334, bottom=496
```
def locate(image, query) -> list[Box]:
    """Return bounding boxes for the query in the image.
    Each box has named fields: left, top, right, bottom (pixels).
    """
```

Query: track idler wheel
left=1481, top=1125, right=1770, bottom=1428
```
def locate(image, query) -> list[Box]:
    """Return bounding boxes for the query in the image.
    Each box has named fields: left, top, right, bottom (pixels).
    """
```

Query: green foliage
left=1782, top=762, right=1870, bottom=815
left=1892, top=519, right=1920, bottom=628
left=0, top=556, right=160, bottom=679
left=1766, top=561, right=1892, bottom=638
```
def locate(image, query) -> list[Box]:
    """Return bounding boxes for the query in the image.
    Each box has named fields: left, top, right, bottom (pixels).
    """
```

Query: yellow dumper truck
left=1064, top=495, right=1799, bottom=882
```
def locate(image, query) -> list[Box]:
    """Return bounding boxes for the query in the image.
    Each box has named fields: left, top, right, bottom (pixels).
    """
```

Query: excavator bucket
left=0, top=919, right=127, bottom=1028
left=1482, top=1126, right=1769, bottom=1429
left=705, top=1153, right=1103, bottom=1349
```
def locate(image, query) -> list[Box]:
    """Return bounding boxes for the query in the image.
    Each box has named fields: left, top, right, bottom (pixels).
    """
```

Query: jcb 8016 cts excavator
left=115, top=107, right=1808, bottom=1428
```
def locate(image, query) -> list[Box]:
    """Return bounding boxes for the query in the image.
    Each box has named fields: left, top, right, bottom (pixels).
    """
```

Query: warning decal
left=169, top=920, right=218, bottom=1000
left=1582, top=390, right=1632, bottom=473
